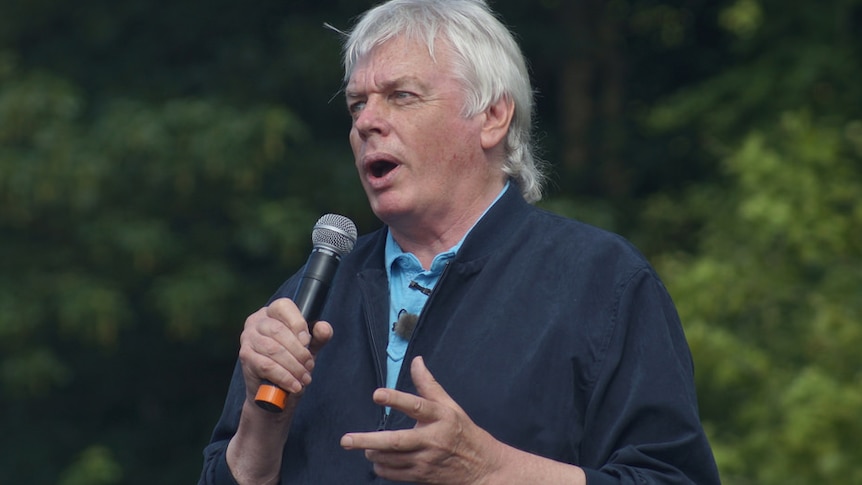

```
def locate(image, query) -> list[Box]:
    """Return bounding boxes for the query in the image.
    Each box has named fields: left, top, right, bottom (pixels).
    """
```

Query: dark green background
left=1, top=0, right=860, bottom=483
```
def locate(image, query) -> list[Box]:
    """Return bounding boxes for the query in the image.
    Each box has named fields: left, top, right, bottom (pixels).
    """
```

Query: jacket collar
left=351, top=182, right=532, bottom=273
left=451, top=183, right=531, bottom=265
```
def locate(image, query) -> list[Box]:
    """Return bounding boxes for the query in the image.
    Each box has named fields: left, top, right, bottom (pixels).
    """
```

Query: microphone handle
left=254, top=247, right=341, bottom=412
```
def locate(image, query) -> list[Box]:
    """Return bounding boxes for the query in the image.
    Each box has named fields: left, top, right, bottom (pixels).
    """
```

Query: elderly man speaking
left=200, top=1, right=720, bottom=484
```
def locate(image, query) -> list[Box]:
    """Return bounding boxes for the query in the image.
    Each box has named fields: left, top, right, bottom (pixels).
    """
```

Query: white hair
left=342, top=0, right=547, bottom=203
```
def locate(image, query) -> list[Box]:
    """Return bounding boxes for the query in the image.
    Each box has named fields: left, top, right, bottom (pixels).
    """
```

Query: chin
left=369, top=202, right=411, bottom=226
left=367, top=189, right=421, bottom=224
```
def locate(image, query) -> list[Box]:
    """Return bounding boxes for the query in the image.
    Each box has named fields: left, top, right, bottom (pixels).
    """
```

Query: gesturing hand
left=340, top=356, right=505, bottom=484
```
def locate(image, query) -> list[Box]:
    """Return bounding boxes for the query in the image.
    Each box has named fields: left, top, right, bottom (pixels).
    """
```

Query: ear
left=480, top=95, right=515, bottom=151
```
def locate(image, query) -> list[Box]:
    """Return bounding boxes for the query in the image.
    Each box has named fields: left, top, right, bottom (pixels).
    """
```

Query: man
left=200, top=0, right=720, bottom=483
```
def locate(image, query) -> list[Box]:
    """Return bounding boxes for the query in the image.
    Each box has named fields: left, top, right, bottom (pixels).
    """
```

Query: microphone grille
left=312, top=213, right=358, bottom=256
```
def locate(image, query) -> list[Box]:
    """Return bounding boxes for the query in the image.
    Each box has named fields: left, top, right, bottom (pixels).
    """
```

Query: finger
left=409, top=356, right=461, bottom=411
left=249, top=310, right=315, bottom=371
left=239, top=306, right=315, bottom=394
left=266, top=298, right=312, bottom=346
left=366, top=358, right=455, bottom=422
left=309, top=320, right=333, bottom=355
left=261, top=299, right=318, bottom=370
left=365, top=450, right=419, bottom=484
left=341, top=429, right=422, bottom=453
left=368, top=386, right=444, bottom=425
left=239, top=334, right=312, bottom=395
left=365, top=449, right=415, bottom=466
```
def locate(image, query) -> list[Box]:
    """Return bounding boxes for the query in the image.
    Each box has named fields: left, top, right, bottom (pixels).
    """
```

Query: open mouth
left=369, top=159, right=398, bottom=178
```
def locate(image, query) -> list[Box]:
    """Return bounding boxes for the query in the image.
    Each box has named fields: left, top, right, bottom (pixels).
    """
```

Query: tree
left=1, top=1, right=375, bottom=481
left=0, top=55, right=335, bottom=482
left=2, top=0, right=860, bottom=482
left=639, top=0, right=862, bottom=482
left=653, top=113, right=862, bottom=483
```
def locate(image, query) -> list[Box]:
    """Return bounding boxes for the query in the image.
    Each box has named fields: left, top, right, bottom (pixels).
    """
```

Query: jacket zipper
left=393, top=261, right=453, bottom=392
left=375, top=261, right=455, bottom=431
left=358, top=271, right=390, bottom=432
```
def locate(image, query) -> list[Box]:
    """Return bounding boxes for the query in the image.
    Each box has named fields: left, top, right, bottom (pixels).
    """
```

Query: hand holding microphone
left=250, top=214, right=357, bottom=412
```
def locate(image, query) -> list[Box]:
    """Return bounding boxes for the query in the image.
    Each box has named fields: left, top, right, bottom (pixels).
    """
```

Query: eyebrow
left=345, top=75, right=428, bottom=99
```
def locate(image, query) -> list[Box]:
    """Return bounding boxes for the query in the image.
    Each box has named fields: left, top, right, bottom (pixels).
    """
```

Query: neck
left=389, top=179, right=505, bottom=269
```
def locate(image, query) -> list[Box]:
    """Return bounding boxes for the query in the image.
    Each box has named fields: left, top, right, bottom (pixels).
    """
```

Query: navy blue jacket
left=200, top=188, right=720, bottom=484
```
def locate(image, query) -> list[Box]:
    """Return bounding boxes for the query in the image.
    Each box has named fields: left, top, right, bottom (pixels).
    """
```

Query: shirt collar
left=384, top=181, right=510, bottom=277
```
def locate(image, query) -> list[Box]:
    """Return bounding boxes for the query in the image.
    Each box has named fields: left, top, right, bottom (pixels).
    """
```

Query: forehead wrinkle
left=346, top=35, right=450, bottom=88
left=378, top=75, right=428, bottom=93
left=346, top=56, right=434, bottom=98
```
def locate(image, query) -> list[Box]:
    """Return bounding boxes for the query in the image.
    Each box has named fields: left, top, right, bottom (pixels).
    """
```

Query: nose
left=353, top=96, right=389, bottom=140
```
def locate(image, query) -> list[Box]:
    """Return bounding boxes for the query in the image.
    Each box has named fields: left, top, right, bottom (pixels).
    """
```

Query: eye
left=391, top=91, right=417, bottom=103
left=348, top=100, right=366, bottom=116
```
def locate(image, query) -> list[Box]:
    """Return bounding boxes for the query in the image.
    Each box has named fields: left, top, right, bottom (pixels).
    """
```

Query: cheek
left=435, top=123, right=481, bottom=163
left=349, top=131, right=366, bottom=173
left=348, top=128, right=361, bottom=154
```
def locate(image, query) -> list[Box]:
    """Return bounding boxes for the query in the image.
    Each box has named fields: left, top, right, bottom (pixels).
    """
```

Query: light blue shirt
left=384, top=182, right=510, bottom=390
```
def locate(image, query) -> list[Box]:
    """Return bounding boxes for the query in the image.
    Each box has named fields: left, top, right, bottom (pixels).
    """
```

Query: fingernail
left=290, top=381, right=303, bottom=393
left=301, top=373, right=312, bottom=385
left=341, top=435, right=353, bottom=448
left=298, top=331, right=311, bottom=344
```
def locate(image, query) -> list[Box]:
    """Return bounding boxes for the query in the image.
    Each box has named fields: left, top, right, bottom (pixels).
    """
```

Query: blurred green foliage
left=654, top=114, right=862, bottom=483
left=639, top=1, right=862, bottom=482
left=0, top=0, right=859, bottom=483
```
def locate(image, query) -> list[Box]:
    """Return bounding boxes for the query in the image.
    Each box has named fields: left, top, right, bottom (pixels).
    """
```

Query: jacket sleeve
left=579, top=267, right=720, bottom=485
left=198, top=275, right=302, bottom=485
left=198, top=360, right=244, bottom=485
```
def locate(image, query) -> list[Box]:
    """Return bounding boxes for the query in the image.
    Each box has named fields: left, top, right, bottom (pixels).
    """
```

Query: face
left=346, top=35, right=504, bottom=232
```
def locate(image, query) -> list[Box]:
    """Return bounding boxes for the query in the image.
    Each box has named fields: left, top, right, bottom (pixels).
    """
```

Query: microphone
left=254, top=213, right=357, bottom=412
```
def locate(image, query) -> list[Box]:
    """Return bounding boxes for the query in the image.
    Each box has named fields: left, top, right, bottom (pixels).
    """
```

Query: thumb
left=308, top=320, right=333, bottom=356
left=410, top=356, right=460, bottom=409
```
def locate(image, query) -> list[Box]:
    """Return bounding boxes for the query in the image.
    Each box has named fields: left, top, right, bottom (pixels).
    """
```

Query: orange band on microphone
left=255, top=383, right=287, bottom=412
